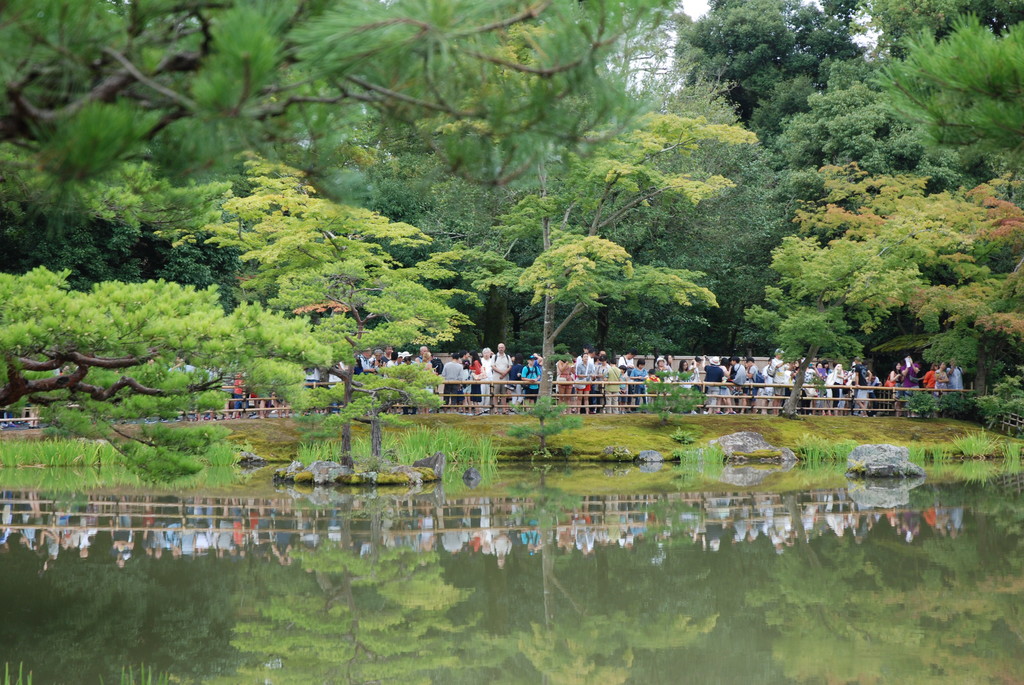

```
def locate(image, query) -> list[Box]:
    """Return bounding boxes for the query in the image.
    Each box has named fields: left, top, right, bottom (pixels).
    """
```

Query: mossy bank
left=222, top=414, right=985, bottom=461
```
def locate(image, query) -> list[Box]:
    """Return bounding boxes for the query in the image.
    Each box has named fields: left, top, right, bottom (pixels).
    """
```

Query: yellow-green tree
left=500, top=113, right=754, bottom=389
left=202, top=159, right=470, bottom=452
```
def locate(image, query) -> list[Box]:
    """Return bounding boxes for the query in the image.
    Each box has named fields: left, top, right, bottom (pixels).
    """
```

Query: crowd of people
left=0, top=344, right=969, bottom=430
left=311, top=344, right=968, bottom=417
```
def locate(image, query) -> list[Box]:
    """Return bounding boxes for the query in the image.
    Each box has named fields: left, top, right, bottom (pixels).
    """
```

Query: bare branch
left=102, top=47, right=196, bottom=110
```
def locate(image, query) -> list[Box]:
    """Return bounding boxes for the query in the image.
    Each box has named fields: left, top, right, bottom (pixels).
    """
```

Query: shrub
left=905, top=392, right=938, bottom=418
left=670, top=428, right=699, bottom=444
left=508, top=397, right=582, bottom=454
left=938, top=391, right=977, bottom=420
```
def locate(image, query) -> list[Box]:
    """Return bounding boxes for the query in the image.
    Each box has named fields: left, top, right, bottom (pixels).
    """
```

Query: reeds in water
left=298, top=426, right=499, bottom=466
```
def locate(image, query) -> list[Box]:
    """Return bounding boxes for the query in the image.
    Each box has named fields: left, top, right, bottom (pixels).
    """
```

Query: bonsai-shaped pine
left=307, top=364, right=443, bottom=459
left=647, top=373, right=705, bottom=425
left=508, top=397, right=582, bottom=455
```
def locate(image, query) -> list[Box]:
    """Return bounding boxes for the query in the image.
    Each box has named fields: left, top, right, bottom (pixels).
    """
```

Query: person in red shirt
left=923, top=363, right=937, bottom=389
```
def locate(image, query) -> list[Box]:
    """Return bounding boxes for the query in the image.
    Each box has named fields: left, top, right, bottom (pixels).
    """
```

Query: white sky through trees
left=681, top=0, right=709, bottom=19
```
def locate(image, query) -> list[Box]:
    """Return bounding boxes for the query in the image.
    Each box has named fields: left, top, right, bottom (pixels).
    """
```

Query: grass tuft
left=951, top=431, right=999, bottom=458
left=795, top=434, right=857, bottom=464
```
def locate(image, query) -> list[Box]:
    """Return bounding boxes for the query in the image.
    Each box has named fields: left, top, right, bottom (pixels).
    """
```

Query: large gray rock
left=846, top=444, right=926, bottom=478
left=637, top=450, right=664, bottom=463
left=847, top=476, right=926, bottom=508
left=413, top=451, right=447, bottom=478
left=307, top=460, right=355, bottom=485
left=710, top=432, right=797, bottom=463
left=389, top=464, right=429, bottom=485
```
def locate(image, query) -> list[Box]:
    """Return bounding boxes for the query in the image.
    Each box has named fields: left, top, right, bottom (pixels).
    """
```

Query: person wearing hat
left=355, top=348, right=376, bottom=375
left=521, top=354, right=542, bottom=403
left=702, top=356, right=727, bottom=414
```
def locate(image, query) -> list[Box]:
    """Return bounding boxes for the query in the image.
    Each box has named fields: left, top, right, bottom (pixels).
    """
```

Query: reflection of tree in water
left=744, top=489, right=1024, bottom=683
left=0, top=553, right=240, bottom=684
left=224, top=495, right=472, bottom=684
left=460, top=477, right=718, bottom=684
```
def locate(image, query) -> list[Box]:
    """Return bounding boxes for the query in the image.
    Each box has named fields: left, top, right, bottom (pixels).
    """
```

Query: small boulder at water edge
left=462, top=467, right=482, bottom=488
left=413, top=451, right=446, bottom=478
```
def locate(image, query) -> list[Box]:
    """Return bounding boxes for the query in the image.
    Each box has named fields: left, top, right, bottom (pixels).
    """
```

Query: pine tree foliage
left=881, top=16, right=1024, bottom=161
left=0, top=266, right=331, bottom=475
left=0, top=0, right=675, bottom=192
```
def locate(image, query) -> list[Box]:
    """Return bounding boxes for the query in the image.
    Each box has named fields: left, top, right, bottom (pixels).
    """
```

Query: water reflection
left=0, top=483, right=981, bottom=567
left=0, top=475, right=1022, bottom=683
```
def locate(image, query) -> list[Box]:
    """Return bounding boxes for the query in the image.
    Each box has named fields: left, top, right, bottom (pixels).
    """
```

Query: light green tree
left=501, top=113, right=753, bottom=390
left=202, top=158, right=470, bottom=452
left=746, top=166, right=934, bottom=417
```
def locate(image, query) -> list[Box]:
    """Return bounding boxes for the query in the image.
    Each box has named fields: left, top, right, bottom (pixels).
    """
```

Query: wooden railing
left=998, top=412, right=1024, bottom=435
left=427, top=379, right=968, bottom=417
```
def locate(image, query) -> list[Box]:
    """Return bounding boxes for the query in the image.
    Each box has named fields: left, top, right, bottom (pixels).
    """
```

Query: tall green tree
left=680, top=0, right=862, bottom=134
left=499, top=113, right=754, bottom=387
left=863, top=0, right=1024, bottom=56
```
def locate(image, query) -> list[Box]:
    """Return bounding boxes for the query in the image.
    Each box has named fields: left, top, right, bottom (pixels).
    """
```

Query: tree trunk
left=538, top=160, right=554, bottom=398
left=540, top=294, right=555, bottom=397
left=341, top=367, right=354, bottom=454
left=370, top=416, right=383, bottom=459
left=973, top=342, right=988, bottom=394
left=782, top=345, right=818, bottom=419
left=538, top=416, right=547, bottom=453
left=482, top=285, right=508, bottom=347
left=596, top=306, right=610, bottom=351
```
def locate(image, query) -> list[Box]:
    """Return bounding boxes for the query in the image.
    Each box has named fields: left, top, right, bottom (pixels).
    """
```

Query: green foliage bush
left=951, top=431, right=999, bottom=458
left=670, top=428, right=699, bottom=444
left=906, top=392, right=939, bottom=418
left=938, top=391, right=977, bottom=420
left=795, top=434, right=857, bottom=463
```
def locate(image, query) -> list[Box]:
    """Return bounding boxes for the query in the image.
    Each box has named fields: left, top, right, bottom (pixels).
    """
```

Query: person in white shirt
left=478, top=347, right=495, bottom=412
left=491, top=342, right=513, bottom=413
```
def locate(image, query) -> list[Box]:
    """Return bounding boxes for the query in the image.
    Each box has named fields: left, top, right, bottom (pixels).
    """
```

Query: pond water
left=1, top=466, right=1022, bottom=684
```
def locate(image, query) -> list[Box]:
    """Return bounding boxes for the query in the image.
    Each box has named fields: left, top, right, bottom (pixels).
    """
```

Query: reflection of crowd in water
left=0, top=489, right=967, bottom=572
left=687, top=491, right=965, bottom=554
